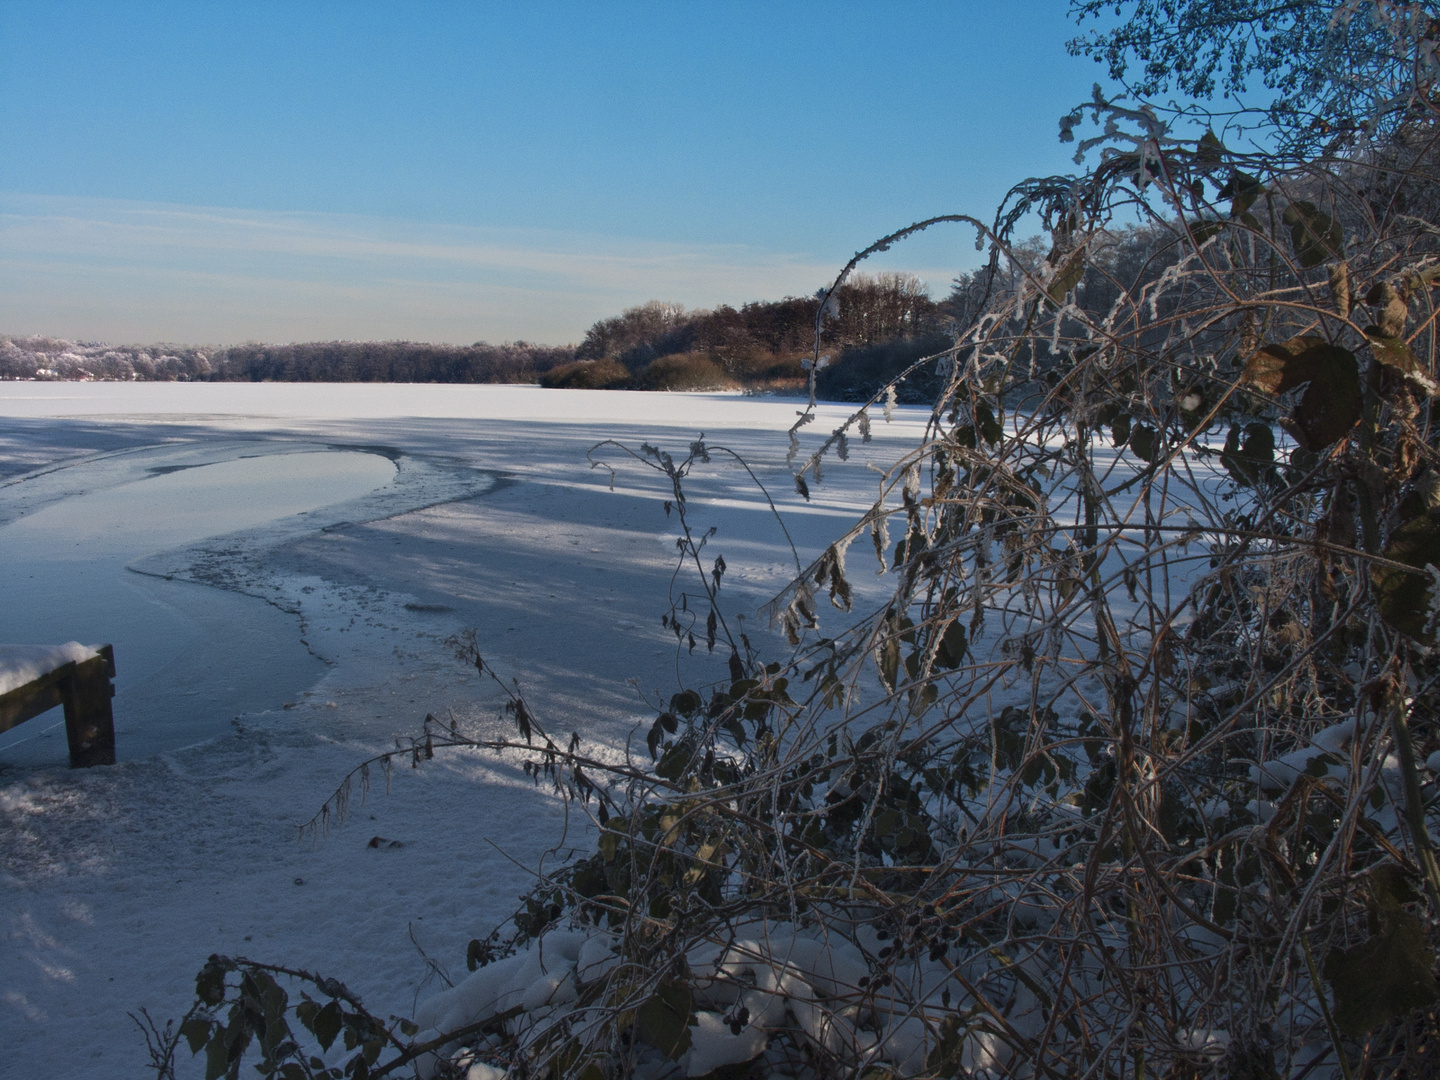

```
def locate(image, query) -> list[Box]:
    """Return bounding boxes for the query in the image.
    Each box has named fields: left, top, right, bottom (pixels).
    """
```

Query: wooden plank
left=0, top=661, right=77, bottom=734
left=0, top=646, right=117, bottom=766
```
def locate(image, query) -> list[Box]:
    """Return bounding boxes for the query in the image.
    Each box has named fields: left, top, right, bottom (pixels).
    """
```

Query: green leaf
left=1196, top=128, right=1224, bottom=166
left=252, top=971, right=289, bottom=1049
left=180, top=1017, right=212, bottom=1055
left=1219, top=170, right=1263, bottom=216
left=669, top=691, right=702, bottom=719
left=1282, top=200, right=1345, bottom=267
left=1243, top=336, right=1341, bottom=396
left=196, top=959, right=228, bottom=1007
left=1367, top=281, right=1409, bottom=336
left=296, top=998, right=319, bottom=1034
left=314, top=1000, right=343, bottom=1053
left=975, top=402, right=1003, bottom=446
left=655, top=740, right=695, bottom=782
left=637, top=978, right=693, bottom=1060
left=204, top=1031, right=230, bottom=1080
left=728, top=678, right=759, bottom=699
left=723, top=717, right=746, bottom=746
left=1188, top=219, right=1225, bottom=247
left=1372, top=510, right=1440, bottom=643
left=1325, top=909, right=1440, bottom=1036
left=1292, top=372, right=1363, bottom=449
left=1128, top=424, right=1158, bottom=462
left=1110, top=413, right=1131, bottom=448
left=1366, top=330, right=1420, bottom=374
left=878, top=637, right=900, bottom=692
left=936, top=619, right=967, bottom=668
left=1370, top=864, right=1422, bottom=913
left=1366, top=330, right=1438, bottom=394
left=1220, top=423, right=1275, bottom=487
left=909, top=680, right=938, bottom=717
left=598, top=828, right=620, bottom=863
left=1081, top=758, right=1117, bottom=817
left=1241, top=336, right=1360, bottom=449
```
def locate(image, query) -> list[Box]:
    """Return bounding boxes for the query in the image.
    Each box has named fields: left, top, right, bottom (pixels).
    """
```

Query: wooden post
left=61, top=645, right=116, bottom=767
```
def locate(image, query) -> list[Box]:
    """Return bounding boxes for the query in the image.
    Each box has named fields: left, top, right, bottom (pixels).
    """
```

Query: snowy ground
left=0, top=383, right=925, bottom=1078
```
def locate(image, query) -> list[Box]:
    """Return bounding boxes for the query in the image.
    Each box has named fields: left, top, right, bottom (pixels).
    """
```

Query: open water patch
left=0, top=448, right=404, bottom=765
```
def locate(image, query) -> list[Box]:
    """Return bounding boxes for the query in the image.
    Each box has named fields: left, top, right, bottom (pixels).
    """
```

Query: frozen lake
left=0, top=382, right=927, bottom=1077
left=0, top=450, right=397, bottom=762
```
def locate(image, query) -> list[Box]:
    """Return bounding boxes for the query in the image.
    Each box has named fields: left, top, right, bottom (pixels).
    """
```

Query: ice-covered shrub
left=539, top=359, right=633, bottom=390
left=631, top=355, right=733, bottom=392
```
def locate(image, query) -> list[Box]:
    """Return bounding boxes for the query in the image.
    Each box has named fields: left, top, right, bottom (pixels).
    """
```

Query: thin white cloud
left=0, top=192, right=960, bottom=344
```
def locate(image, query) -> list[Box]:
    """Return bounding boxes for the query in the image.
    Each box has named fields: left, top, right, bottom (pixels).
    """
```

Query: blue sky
left=0, top=1, right=1113, bottom=344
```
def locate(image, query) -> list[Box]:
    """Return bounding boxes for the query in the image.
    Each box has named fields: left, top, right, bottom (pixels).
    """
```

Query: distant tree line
left=0, top=337, right=573, bottom=384
left=211, top=340, right=572, bottom=383
left=0, top=337, right=218, bottom=382
left=9, top=264, right=1156, bottom=397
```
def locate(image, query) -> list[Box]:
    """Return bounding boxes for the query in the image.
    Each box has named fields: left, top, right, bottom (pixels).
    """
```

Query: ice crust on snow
left=0, top=642, right=99, bottom=696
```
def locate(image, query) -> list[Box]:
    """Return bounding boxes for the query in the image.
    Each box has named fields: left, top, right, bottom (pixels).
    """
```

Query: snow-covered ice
left=0, top=383, right=925, bottom=1077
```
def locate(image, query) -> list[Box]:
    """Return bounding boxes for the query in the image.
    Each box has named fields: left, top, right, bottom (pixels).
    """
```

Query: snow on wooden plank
left=0, top=642, right=99, bottom=696
left=0, top=643, right=115, bottom=767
